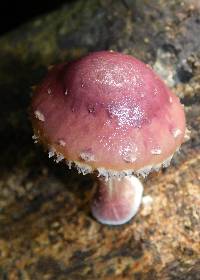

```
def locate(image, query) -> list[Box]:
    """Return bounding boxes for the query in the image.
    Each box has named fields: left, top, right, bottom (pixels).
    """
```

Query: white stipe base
left=91, top=176, right=144, bottom=226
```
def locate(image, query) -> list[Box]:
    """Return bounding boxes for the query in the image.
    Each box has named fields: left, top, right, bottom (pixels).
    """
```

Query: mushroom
left=30, top=51, right=186, bottom=225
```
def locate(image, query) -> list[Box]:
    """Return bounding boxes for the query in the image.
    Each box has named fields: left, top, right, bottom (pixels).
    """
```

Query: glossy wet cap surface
left=31, top=51, right=186, bottom=172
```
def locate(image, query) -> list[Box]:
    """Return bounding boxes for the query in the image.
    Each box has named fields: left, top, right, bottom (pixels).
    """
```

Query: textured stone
left=0, top=0, right=199, bottom=279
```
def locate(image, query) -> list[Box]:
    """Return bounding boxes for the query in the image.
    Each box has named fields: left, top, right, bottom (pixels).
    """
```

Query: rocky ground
left=0, top=0, right=199, bottom=279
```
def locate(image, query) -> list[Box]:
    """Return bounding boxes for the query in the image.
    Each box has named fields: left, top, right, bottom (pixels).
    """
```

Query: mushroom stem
left=91, top=176, right=143, bottom=225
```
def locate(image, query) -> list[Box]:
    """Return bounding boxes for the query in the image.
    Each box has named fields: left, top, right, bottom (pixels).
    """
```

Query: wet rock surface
left=0, top=0, right=199, bottom=279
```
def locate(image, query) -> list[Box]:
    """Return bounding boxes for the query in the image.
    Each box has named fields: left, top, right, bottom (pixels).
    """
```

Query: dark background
left=0, top=1, right=74, bottom=35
